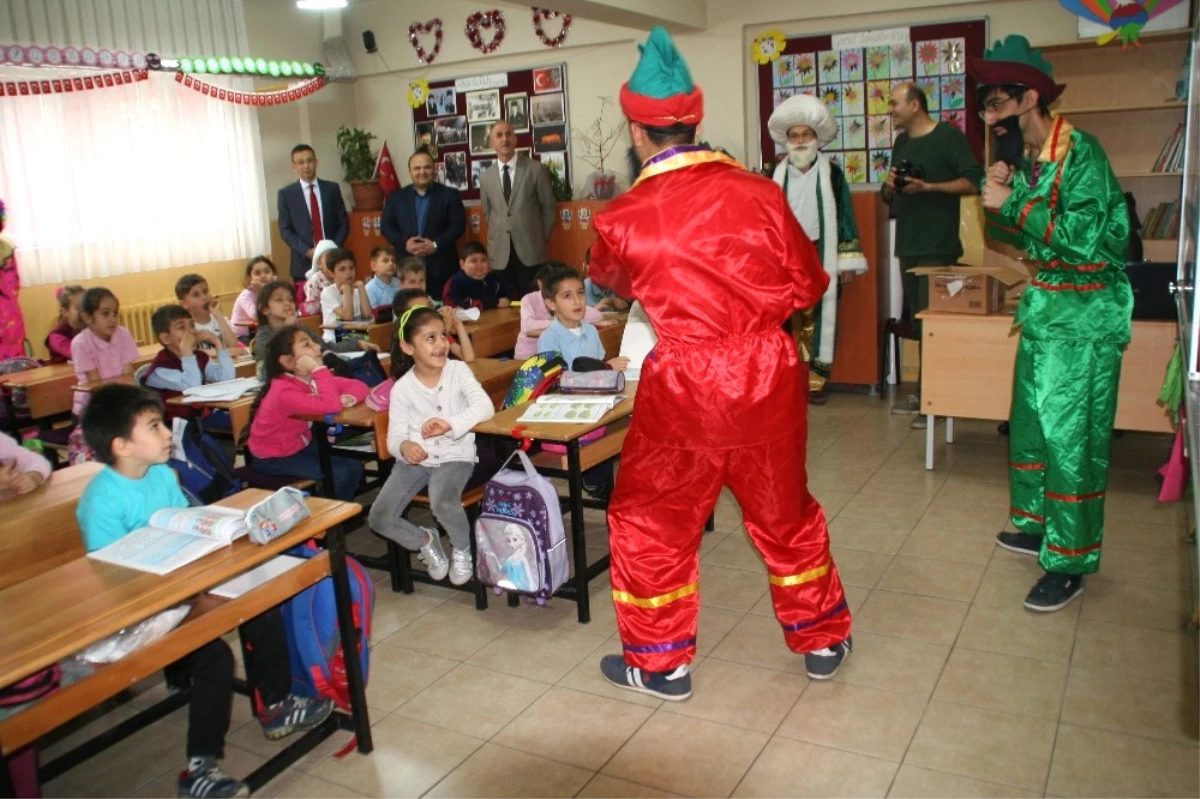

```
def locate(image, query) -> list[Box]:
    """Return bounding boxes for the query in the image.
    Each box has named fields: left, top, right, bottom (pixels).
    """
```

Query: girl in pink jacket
left=246, top=325, right=368, bottom=500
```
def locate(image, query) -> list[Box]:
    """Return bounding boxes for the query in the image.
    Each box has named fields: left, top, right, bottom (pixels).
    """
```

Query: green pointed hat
left=619, top=26, right=704, bottom=126
left=967, top=34, right=1065, bottom=103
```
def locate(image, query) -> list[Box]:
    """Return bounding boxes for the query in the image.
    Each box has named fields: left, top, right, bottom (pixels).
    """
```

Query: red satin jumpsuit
left=589, top=148, right=852, bottom=672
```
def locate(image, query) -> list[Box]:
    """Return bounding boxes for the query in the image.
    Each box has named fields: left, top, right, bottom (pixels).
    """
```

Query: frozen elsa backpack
left=474, top=449, right=568, bottom=603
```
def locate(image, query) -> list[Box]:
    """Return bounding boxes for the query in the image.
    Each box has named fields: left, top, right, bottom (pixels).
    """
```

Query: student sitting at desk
left=443, top=242, right=513, bottom=310
left=517, top=261, right=610, bottom=361
left=141, top=305, right=236, bottom=421
left=247, top=325, right=368, bottom=501
left=0, top=430, right=49, bottom=500
left=367, top=292, right=475, bottom=410
left=365, top=245, right=401, bottom=311
left=253, top=280, right=377, bottom=361
left=71, top=287, right=139, bottom=419
left=320, top=249, right=372, bottom=343
left=368, top=306, right=495, bottom=586
left=44, top=284, right=85, bottom=364
left=176, top=273, right=242, bottom=353
left=76, top=384, right=333, bottom=799
left=230, top=256, right=278, bottom=340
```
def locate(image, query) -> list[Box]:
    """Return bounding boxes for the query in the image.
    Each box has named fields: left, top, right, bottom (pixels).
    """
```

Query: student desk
left=918, top=312, right=1175, bottom=469
left=168, top=395, right=256, bottom=444
left=0, top=491, right=370, bottom=794
left=473, top=384, right=638, bottom=624
left=321, top=321, right=392, bottom=352
left=461, top=308, right=521, bottom=358
left=7, top=344, right=161, bottom=422
left=0, top=462, right=101, bottom=591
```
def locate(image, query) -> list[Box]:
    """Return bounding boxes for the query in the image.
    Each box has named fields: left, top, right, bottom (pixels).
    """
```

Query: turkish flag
left=375, top=140, right=400, bottom=197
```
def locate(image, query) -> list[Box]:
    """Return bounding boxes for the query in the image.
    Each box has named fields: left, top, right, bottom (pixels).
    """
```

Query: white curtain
left=0, top=0, right=270, bottom=285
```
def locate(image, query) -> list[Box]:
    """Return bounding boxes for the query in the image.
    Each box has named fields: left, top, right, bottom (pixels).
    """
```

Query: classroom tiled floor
left=43, top=393, right=1199, bottom=798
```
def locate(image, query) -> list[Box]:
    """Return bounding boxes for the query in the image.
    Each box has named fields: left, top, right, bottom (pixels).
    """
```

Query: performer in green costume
left=971, top=35, right=1131, bottom=612
left=768, top=94, right=869, bottom=401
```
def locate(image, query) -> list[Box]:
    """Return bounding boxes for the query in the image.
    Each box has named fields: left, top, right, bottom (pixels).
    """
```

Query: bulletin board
left=756, top=19, right=987, bottom=185
left=412, top=63, right=570, bottom=202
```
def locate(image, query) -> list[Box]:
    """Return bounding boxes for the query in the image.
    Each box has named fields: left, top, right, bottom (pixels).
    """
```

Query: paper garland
left=532, top=8, right=572, bottom=48
left=465, top=10, right=506, bottom=55
left=408, top=19, right=444, bottom=64
left=175, top=72, right=325, bottom=105
left=0, top=68, right=147, bottom=97
left=1, top=43, right=147, bottom=70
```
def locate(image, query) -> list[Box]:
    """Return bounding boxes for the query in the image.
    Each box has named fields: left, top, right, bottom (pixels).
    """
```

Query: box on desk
left=908, top=243, right=1033, bottom=316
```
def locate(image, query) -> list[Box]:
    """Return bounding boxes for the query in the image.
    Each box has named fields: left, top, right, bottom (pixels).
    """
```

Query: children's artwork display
left=412, top=64, right=569, bottom=201
left=758, top=20, right=985, bottom=185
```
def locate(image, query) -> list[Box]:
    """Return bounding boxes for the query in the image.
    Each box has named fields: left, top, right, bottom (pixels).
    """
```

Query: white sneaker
left=417, top=528, right=449, bottom=581
left=448, top=548, right=474, bottom=586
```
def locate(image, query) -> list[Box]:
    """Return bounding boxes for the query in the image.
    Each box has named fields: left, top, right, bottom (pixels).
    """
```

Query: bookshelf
left=1041, top=30, right=1190, bottom=260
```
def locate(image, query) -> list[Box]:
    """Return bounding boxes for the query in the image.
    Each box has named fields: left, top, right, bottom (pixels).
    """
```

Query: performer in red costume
left=592, top=27, right=853, bottom=701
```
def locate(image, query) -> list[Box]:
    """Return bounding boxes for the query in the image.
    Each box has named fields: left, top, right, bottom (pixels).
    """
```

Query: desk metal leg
left=313, top=422, right=335, bottom=499
left=327, top=526, right=373, bottom=754
left=946, top=417, right=955, bottom=444
left=925, top=416, right=935, bottom=471
left=567, top=441, right=590, bottom=624
left=0, top=752, right=15, bottom=798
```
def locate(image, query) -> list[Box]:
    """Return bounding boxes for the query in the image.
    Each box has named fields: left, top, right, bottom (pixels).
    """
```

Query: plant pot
left=350, top=180, right=384, bottom=212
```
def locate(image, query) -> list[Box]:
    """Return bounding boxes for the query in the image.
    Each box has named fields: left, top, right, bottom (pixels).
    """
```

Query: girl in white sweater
left=367, top=306, right=495, bottom=585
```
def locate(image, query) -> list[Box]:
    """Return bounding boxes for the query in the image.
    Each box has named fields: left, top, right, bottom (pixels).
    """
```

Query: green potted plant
left=545, top=160, right=573, bottom=202
left=336, top=125, right=383, bottom=211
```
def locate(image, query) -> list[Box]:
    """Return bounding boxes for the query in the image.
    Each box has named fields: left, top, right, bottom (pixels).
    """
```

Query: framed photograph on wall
left=516, top=147, right=532, bottom=158
left=472, top=158, right=496, bottom=189
left=469, top=122, right=495, bottom=155
left=530, top=92, right=565, bottom=125
left=504, top=92, right=530, bottom=132
left=434, top=115, right=468, bottom=147
left=414, top=120, right=437, bottom=159
left=444, top=152, right=468, bottom=190
left=426, top=87, right=457, bottom=117
left=435, top=162, right=447, bottom=185
left=532, top=65, right=563, bottom=94
left=533, top=123, right=567, bottom=153
left=465, top=89, right=501, bottom=123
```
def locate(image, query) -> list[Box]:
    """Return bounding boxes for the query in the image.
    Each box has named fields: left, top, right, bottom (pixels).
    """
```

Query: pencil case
left=247, top=486, right=312, bottom=545
left=559, top=370, right=625, bottom=394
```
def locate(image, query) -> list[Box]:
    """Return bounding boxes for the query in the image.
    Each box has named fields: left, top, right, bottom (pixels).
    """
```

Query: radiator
left=119, top=300, right=173, bottom=346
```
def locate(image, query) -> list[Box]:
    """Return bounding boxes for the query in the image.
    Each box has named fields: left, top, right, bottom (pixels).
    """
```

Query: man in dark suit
left=479, top=120, right=557, bottom=295
left=380, top=150, right=466, bottom=301
left=277, top=143, right=350, bottom=285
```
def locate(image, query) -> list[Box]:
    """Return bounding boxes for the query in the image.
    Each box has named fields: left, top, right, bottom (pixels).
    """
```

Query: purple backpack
left=474, top=449, right=568, bottom=604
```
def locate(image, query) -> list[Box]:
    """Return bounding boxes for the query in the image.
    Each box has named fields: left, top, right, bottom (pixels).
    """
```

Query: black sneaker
left=805, top=636, right=852, bottom=680
left=177, top=758, right=248, bottom=798
left=996, top=531, right=1042, bottom=557
left=599, top=654, right=692, bottom=701
left=1024, top=572, right=1084, bottom=613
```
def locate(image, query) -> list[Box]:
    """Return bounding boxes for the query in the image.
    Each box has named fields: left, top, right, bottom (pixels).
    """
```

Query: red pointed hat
left=968, top=34, right=1065, bottom=104
left=619, top=26, right=704, bottom=127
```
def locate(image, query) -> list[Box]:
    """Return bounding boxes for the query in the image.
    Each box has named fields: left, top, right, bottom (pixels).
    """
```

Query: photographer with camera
left=882, top=83, right=983, bottom=422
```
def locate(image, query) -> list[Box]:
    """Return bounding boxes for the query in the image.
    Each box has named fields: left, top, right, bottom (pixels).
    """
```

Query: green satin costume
left=985, top=115, right=1132, bottom=575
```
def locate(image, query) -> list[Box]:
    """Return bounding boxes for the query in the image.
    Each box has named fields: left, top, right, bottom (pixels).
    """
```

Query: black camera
left=893, top=159, right=925, bottom=190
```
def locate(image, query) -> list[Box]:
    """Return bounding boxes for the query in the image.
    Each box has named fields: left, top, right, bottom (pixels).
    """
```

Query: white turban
left=767, top=94, right=838, bottom=149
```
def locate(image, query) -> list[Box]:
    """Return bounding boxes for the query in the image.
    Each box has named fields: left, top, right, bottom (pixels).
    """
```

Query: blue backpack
left=281, top=543, right=374, bottom=710
left=170, top=418, right=243, bottom=505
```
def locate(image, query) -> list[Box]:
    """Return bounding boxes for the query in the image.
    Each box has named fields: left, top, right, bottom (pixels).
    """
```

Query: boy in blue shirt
left=141, top=305, right=236, bottom=422
left=443, top=242, right=514, bottom=310
left=364, top=245, right=401, bottom=311
left=76, top=384, right=333, bottom=799
left=537, top=265, right=628, bottom=498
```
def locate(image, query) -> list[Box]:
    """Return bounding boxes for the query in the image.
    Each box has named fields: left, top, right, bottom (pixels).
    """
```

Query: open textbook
left=88, top=506, right=249, bottom=575
left=180, top=378, right=261, bottom=402
left=517, top=394, right=626, bottom=424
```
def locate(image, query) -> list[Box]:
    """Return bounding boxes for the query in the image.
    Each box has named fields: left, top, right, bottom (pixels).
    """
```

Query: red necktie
left=308, top=183, right=324, bottom=243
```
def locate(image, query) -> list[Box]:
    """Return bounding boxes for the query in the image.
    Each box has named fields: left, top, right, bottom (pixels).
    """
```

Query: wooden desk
left=10, top=345, right=160, bottom=421
left=169, top=395, right=255, bottom=444
left=474, top=383, right=639, bottom=623
left=322, top=321, right=392, bottom=352
left=0, top=463, right=101, bottom=591
left=919, top=312, right=1175, bottom=469
left=0, top=491, right=370, bottom=788
left=462, top=308, right=521, bottom=358
left=71, top=374, right=138, bottom=393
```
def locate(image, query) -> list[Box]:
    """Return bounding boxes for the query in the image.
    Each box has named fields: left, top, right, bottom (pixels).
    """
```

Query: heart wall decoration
left=465, top=10, right=506, bottom=55
left=532, top=8, right=572, bottom=48
left=408, top=19, right=443, bottom=64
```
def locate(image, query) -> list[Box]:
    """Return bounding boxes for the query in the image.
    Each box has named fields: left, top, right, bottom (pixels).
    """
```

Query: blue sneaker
left=805, top=636, right=852, bottom=680
left=177, top=758, right=248, bottom=798
left=259, top=694, right=334, bottom=741
left=599, top=654, right=692, bottom=701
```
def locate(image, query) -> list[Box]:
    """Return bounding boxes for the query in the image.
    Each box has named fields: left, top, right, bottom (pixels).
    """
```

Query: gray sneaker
left=417, top=527, right=449, bottom=581
left=891, top=394, right=920, bottom=415
left=911, top=415, right=928, bottom=429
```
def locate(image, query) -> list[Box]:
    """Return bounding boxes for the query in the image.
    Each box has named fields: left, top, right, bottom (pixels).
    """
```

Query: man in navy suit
left=277, top=143, right=350, bottom=284
left=380, top=150, right=466, bottom=301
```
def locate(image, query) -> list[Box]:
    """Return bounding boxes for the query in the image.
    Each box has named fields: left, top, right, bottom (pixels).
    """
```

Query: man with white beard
left=769, top=95, right=868, bottom=404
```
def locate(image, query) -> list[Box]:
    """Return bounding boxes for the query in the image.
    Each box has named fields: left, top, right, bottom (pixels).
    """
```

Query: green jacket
left=985, top=116, right=1132, bottom=344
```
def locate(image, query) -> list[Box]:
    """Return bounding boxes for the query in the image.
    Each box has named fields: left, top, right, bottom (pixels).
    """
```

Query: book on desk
left=88, top=505, right=248, bottom=575
left=517, top=394, right=626, bottom=424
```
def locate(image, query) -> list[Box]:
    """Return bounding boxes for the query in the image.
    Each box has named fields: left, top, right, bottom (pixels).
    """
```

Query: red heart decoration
left=408, top=19, right=444, bottom=64
left=465, top=10, right=506, bottom=55
left=532, top=8, right=572, bottom=48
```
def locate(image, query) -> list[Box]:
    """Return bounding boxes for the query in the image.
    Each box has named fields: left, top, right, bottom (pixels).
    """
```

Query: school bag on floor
left=502, top=353, right=565, bottom=408
left=474, top=449, right=568, bottom=604
left=281, top=542, right=374, bottom=710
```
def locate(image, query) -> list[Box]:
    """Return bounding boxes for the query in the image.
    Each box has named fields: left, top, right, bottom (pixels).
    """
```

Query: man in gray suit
left=479, top=120, right=557, bottom=295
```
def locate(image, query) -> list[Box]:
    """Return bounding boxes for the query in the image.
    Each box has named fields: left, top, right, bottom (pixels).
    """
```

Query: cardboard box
left=908, top=243, right=1035, bottom=316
